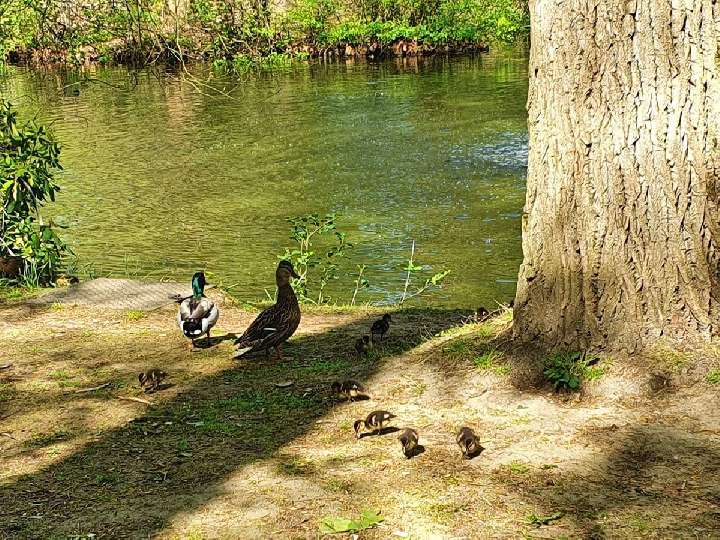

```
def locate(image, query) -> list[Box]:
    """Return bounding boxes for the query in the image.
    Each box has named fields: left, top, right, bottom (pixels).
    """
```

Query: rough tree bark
left=514, top=0, right=720, bottom=351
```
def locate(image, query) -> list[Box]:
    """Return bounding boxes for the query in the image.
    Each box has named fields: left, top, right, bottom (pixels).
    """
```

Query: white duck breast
left=178, top=297, right=219, bottom=337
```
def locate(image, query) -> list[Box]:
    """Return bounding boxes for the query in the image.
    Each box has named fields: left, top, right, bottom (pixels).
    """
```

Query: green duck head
left=191, top=271, right=206, bottom=299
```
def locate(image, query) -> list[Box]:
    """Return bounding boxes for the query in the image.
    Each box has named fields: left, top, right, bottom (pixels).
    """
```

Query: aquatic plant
left=399, top=239, right=450, bottom=304
left=0, top=99, right=68, bottom=286
left=279, top=212, right=352, bottom=304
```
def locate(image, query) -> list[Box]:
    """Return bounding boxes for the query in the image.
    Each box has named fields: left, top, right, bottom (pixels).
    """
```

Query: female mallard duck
left=234, top=260, right=301, bottom=360
left=177, top=271, right=219, bottom=348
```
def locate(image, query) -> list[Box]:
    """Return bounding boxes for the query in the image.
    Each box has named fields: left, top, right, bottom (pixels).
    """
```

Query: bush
left=543, top=351, right=602, bottom=391
left=0, top=99, right=68, bottom=285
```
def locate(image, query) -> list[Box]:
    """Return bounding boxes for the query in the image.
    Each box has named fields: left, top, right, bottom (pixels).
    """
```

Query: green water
left=1, top=51, right=528, bottom=308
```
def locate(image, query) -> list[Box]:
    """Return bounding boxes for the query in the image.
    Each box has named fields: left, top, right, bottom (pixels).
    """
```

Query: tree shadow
left=0, top=307, right=469, bottom=538
left=497, top=422, right=720, bottom=537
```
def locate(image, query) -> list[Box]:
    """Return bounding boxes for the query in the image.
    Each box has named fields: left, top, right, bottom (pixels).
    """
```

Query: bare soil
left=1, top=290, right=719, bottom=539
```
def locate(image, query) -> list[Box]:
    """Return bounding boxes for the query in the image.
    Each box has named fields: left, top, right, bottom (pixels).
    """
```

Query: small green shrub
left=0, top=99, right=68, bottom=286
left=706, top=369, right=720, bottom=385
left=543, top=351, right=602, bottom=391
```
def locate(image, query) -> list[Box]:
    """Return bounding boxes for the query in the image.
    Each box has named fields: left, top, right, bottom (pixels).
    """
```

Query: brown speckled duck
left=234, top=260, right=301, bottom=360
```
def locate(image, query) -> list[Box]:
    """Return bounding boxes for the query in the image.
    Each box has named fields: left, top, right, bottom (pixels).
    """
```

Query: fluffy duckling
left=476, top=306, right=490, bottom=322
left=398, top=428, right=419, bottom=458
left=138, top=369, right=167, bottom=392
left=456, top=426, right=483, bottom=459
left=353, top=410, right=396, bottom=438
left=331, top=379, right=363, bottom=400
left=177, top=271, right=219, bottom=348
left=354, top=335, right=372, bottom=357
left=370, top=314, right=392, bottom=342
left=331, top=379, right=367, bottom=401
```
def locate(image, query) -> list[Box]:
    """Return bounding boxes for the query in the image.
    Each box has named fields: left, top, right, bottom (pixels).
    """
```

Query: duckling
left=177, top=271, right=219, bottom=348
left=354, top=335, right=372, bottom=357
left=456, top=426, right=483, bottom=459
left=397, top=428, right=419, bottom=458
left=370, top=314, right=392, bottom=342
left=138, top=369, right=167, bottom=392
left=476, top=306, right=490, bottom=322
left=353, top=410, right=396, bottom=438
left=331, top=379, right=366, bottom=401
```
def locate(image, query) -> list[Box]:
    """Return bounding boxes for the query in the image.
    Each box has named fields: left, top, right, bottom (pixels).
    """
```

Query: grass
left=0, top=295, right=718, bottom=539
left=506, top=461, right=530, bottom=474
left=24, top=430, right=71, bottom=448
left=706, top=369, right=720, bottom=385
left=473, top=349, right=510, bottom=375
left=125, top=309, right=147, bottom=321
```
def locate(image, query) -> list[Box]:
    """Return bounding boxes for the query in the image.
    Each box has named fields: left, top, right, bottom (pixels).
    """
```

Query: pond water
left=1, top=50, right=529, bottom=308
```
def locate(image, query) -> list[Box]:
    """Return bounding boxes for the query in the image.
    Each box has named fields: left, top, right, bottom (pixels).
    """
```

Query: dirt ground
left=1, top=289, right=719, bottom=539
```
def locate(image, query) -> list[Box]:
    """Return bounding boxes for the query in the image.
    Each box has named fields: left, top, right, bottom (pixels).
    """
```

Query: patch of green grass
left=49, top=369, right=72, bottom=381
left=443, top=338, right=473, bottom=356
left=424, top=502, right=465, bottom=525
left=543, top=351, right=603, bottom=391
left=294, top=357, right=350, bottom=374
left=276, top=457, right=314, bottom=476
left=0, top=382, right=18, bottom=402
left=50, top=302, right=64, bottom=311
left=629, top=517, right=650, bottom=532
left=95, top=471, right=120, bottom=485
left=25, top=430, right=71, bottom=448
left=507, top=461, right=529, bottom=474
left=706, top=369, right=720, bottom=385
left=125, top=310, right=146, bottom=321
left=473, top=349, right=510, bottom=375
left=323, top=478, right=354, bottom=492
left=411, top=382, right=427, bottom=396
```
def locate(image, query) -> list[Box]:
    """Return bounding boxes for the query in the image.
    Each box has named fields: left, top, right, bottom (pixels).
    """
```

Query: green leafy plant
left=399, top=239, right=450, bottom=304
left=543, top=351, right=602, bottom=391
left=350, top=263, right=369, bottom=305
left=706, top=369, right=720, bottom=385
left=279, top=212, right=352, bottom=304
left=319, top=509, right=383, bottom=533
left=0, top=99, right=68, bottom=286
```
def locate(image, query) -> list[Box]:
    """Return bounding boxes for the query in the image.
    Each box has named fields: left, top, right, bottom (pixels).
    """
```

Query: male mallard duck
left=398, top=428, right=419, bottom=458
left=371, top=314, right=392, bottom=342
left=331, top=379, right=367, bottom=401
left=138, top=369, right=167, bottom=393
left=456, top=426, right=483, bottom=459
left=234, top=260, right=301, bottom=360
left=354, top=335, right=371, bottom=357
left=353, top=410, right=396, bottom=438
left=177, top=271, right=219, bottom=348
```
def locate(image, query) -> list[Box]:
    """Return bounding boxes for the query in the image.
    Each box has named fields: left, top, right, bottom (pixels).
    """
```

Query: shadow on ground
left=0, top=307, right=468, bottom=539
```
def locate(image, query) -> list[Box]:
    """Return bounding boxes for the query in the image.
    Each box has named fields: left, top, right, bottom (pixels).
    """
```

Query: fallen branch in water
left=74, top=382, right=111, bottom=394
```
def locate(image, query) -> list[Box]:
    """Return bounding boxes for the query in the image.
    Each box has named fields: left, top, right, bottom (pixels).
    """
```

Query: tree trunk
left=514, top=0, right=720, bottom=351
